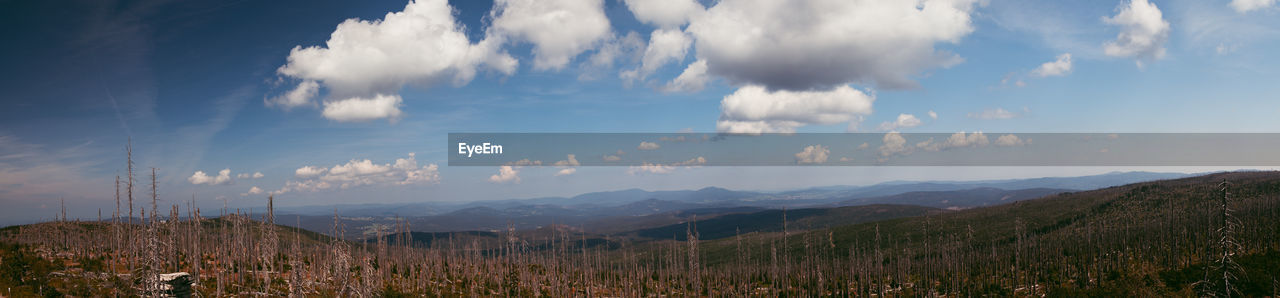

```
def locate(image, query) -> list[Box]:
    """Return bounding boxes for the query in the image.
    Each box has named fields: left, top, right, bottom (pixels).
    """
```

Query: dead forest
left=1, top=146, right=1279, bottom=296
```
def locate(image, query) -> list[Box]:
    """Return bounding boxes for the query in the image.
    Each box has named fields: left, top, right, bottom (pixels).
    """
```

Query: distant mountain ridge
left=280, top=171, right=1190, bottom=218
left=272, top=171, right=1193, bottom=235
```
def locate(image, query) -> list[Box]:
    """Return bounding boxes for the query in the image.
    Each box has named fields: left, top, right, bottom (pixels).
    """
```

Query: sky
left=1, top=0, right=1279, bottom=224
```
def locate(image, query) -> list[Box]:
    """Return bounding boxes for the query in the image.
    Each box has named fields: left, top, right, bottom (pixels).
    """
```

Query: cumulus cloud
left=878, top=132, right=910, bottom=159
left=967, top=108, right=1019, bottom=120
left=278, top=153, right=440, bottom=194
left=1102, top=0, right=1170, bottom=66
left=603, top=151, right=624, bottom=161
left=295, top=166, right=327, bottom=178
left=489, top=0, right=612, bottom=70
left=1230, top=0, right=1276, bottom=13
left=552, top=154, right=579, bottom=176
left=627, top=163, right=673, bottom=174
left=621, top=29, right=692, bottom=83
left=236, top=172, right=264, bottom=179
left=794, top=145, right=830, bottom=164
left=189, top=169, right=232, bottom=185
left=686, top=0, right=980, bottom=91
left=506, top=159, right=543, bottom=166
left=876, top=114, right=924, bottom=131
left=717, top=85, right=875, bottom=133
left=274, top=0, right=515, bottom=122
left=241, top=186, right=264, bottom=197
left=637, top=142, right=661, bottom=150
left=1032, top=53, right=1073, bottom=77
left=265, top=80, right=318, bottom=110
left=672, top=156, right=707, bottom=166
left=321, top=94, right=404, bottom=123
left=489, top=166, right=521, bottom=183
left=623, top=0, right=704, bottom=28
left=552, top=154, right=581, bottom=167
left=580, top=32, right=645, bottom=79
left=917, top=132, right=990, bottom=151
left=928, top=110, right=938, bottom=120
left=662, top=59, right=710, bottom=93
left=627, top=156, right=705, bottom=174
left=275, top=180, right=332, bottom=194
left=995, top=134, right=1030, bottom=146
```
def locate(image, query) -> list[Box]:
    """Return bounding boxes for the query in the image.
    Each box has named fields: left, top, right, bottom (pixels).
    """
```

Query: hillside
left=0, top=171, right=1275, bottom=296
left=695, top=171, right=1280, bottom=296
left=630, top=204, right=938, bottom=241
left=837, top=187, right=1071, bottom=209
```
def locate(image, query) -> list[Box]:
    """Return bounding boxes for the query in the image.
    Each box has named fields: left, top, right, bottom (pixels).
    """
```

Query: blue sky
left=1, top=0, right=1278, bottom=224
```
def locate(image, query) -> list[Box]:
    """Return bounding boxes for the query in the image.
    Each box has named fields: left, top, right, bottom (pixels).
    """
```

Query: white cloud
left=685, top=0, right=980, bottom=90
left=627, top=156, right=705, bottom=174
left=327, top=159, right=392, bottom=179
left=506, top=159, right=543, bottom=166
left=876, top=113, right=924, bottom=131
left=918, top=131, right=990, bottom=151
left=553, top=154, right=580, bottom=176
left=489, top=0, right=612, bottom=70
left=672, top=156, right=707, bottom=166
left=265, top=80, right=318, bottom=110
left=945, top=131, right=990, bottom=148
left=878, top=132, right=910, bottom=158
left=995, top=134, right=1030, bottom=146
left=241, top=186, right=264, bottom=197
left=401, top=163, right=440, bottom=185
left=1000, top=72, right=1027, bottom=88
left=274, top=0, right=514, bottom=121
left=553, top=154, right=581, bottom=167
left=1230, top=0, right=1276, bottom=13
left=188, top=169, right=232, bottom=185
left=623, top=0, right=704, bottom=28
left=321, top=94, right=403, bottom=122
left=928, top=110, right=938, bottom=120
left=1031, top=53, right=1073, bottom=77
left=279, top=153, right=440, bottom=194
left=967, top=108, right=1019, bottom=120
left=627, top=163, right=673, bottom=174
left=489, top=166, right=521, bottom=183
left=662, top=59, right=710, bottom=93
left=295, top=166, right=327, bottom=178
left=1102, top=0, right=1170, bottom=66
left=622, top=29, right=692, bottom=83
left=857, top=142, right=870, bottom=150
left=591, top=32, right=645, bottom=67
left=794, top=145, right=830, bottom=164
left=236, top=172, right=264, bottom=179
left=637, top=142, right=661, bottom=150
left=603, top=153, right=623, bottom=161
left=275, top=180, right=332, bottom=194
left=717, top=85, right=875, bottom=133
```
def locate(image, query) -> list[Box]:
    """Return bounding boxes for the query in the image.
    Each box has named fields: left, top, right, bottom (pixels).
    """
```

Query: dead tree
left=1200, top=180, right=1243, bottom=297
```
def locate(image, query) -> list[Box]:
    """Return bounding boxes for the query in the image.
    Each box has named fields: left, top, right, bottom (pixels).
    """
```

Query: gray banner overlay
left=447, top=133, right=1280, bottom=166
